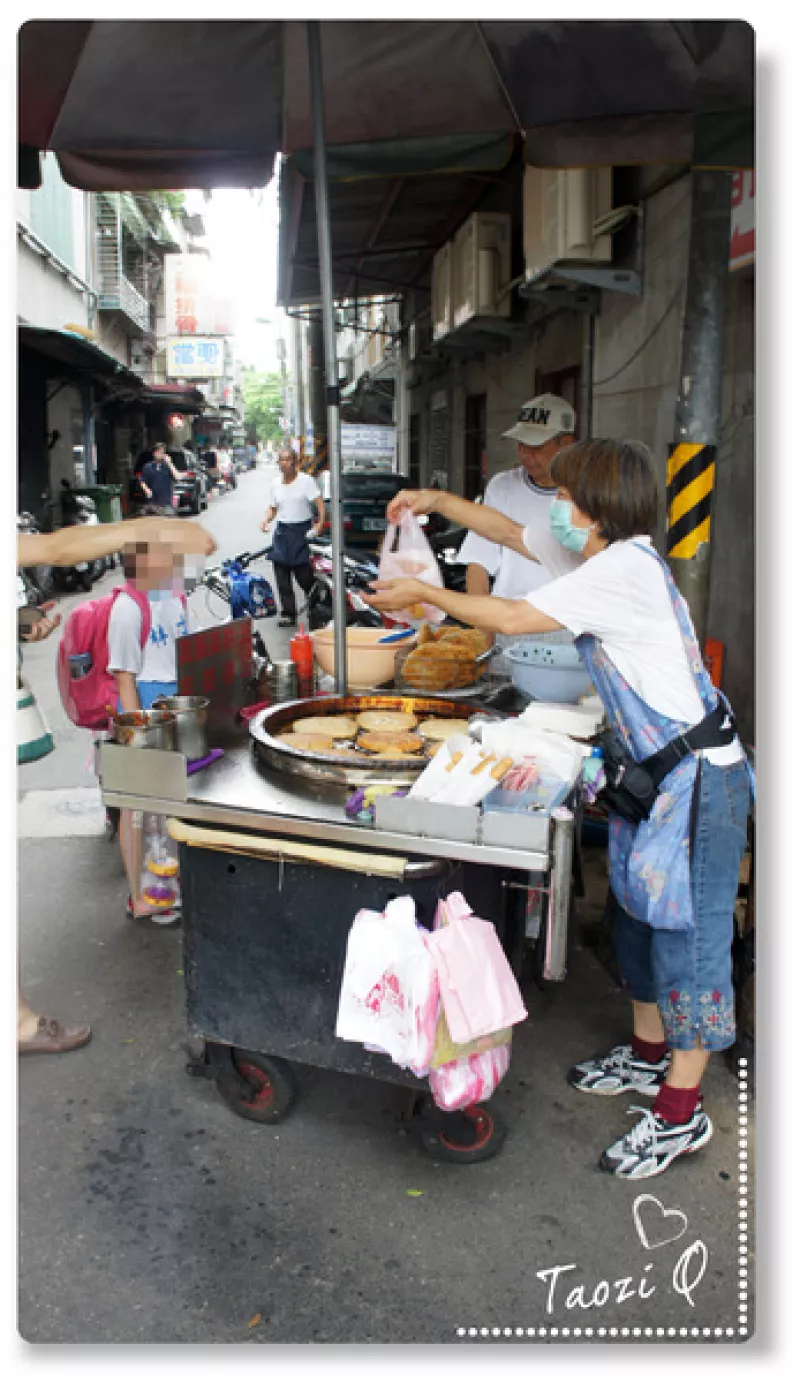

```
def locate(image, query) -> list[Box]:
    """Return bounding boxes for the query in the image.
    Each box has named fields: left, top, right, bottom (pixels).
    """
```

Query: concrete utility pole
left=305, top=309, right=328, bottom=477
left=666, top=169, right=733, bottom=650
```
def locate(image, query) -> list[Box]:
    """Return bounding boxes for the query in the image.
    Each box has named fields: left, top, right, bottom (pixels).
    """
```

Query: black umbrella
left=18, top=19, right=753, bottom=688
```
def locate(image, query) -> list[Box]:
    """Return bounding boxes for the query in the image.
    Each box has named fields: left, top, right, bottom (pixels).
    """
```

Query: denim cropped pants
left=611, top=757, right=751, bottom=1051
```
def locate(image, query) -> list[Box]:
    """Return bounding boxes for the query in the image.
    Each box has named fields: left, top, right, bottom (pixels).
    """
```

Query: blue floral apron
left=269, top=519, right=313, bottom=569
left=575, top=543, right=744, bottom=933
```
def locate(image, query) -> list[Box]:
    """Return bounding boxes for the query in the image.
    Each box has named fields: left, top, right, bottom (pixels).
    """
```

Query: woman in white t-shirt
left=261, top=447, right=326, bottom=627
left=366, top=439, right=752, bottom=1182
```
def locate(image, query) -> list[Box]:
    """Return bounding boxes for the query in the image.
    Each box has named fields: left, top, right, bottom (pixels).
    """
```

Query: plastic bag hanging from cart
left=335, top=896, right=438, bottom=1074
left=119, top=809, right=181, bottom=919
left=377, top=511, right=445, bottom=625
left=424, top=892, right=527, bottom=1045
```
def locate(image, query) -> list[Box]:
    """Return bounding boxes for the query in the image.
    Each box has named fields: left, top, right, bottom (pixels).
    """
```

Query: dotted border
left=455, top=1059, right=750, bottom=1342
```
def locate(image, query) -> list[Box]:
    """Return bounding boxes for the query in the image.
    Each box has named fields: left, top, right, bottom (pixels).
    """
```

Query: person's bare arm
left=311, top=496, right=326, bottom=535
left=260, top=505, right=278, bottom=533
left=115, top=672, right=140, bottom=714
left=18, top=518, right=216, bottom=569
left=466, top=564, right=492, bottom=597
left=387, top=489, right=534, bottom=561
left=365, top=577, right=563, bottom=637
left=165, top=458, right=182, bottom=481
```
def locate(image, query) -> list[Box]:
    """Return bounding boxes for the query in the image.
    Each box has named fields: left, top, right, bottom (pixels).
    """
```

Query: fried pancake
left=416, top=718, right=471, bottom=741
left=356, top=710, right=419, bottom=732
left=292, top=715, right=359, bottom=739
left=358, top=731, right=425, bottom=755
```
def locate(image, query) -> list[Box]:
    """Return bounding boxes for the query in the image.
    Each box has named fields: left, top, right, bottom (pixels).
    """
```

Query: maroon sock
left=653, top=1083, right=701, bottom=1125
left=631, top=1034, right=668, bottom=1065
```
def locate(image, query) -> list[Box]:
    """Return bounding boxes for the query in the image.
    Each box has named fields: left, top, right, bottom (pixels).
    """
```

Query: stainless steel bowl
left=151, top=695, right=210, bottom=761
left=111, top=709, right=177, bottom=751
left=248, top=694, right=499, bottom=788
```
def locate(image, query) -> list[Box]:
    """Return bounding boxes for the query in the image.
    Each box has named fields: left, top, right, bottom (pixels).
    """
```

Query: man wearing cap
left=458, top=394, right=583, bottom=608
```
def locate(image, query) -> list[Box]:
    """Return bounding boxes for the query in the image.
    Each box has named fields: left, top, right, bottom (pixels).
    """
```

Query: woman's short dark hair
left=550, top=439, right=658, bottom=543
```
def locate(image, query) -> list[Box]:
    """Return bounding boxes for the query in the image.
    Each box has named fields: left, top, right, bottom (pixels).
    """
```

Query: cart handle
left=166, top=817, right=407, bottom=879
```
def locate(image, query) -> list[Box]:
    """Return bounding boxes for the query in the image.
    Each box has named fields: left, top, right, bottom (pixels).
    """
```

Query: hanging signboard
left=166, top=336, right=225, bottom=379
left=164, top=254, right=235, bottom=336
left=729, top=170, right=755, bottom=272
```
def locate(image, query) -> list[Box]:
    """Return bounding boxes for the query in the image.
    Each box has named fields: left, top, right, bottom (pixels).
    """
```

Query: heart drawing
left=632, top=1194, right=689, bottom=1251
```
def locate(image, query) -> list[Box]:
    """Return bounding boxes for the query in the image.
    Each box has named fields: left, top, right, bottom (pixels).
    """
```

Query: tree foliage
left=241, top=369, right=284, bottom=443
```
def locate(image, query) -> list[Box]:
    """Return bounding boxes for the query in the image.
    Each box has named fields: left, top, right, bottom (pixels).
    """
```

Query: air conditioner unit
left=452, top=213, right=511, bottom=328
left=432, top=244, right=454, bottom=341
left=523, top=167, right=614, bottom=281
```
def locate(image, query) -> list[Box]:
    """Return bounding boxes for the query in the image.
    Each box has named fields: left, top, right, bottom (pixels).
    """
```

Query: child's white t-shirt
left=107, top=591, right=194, bottom=685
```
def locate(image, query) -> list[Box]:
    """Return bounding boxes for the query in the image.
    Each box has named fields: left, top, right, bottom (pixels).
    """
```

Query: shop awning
left=140, top=383, right=206, bottom=414
left=18, top=324, right=143, bottom=391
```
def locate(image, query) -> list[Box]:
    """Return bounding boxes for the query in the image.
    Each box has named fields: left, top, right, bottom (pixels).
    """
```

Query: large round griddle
left=249, top=694, right=497, bottom=787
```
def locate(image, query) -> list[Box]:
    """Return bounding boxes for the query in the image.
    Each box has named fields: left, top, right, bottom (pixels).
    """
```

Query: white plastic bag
left=378, top=511, right=445, bottom=624
left=335, top=896, right=438, bottom=1074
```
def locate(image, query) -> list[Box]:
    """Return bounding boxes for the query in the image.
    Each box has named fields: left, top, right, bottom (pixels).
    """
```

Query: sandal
left=18, top=1015, right=92, bottom=1056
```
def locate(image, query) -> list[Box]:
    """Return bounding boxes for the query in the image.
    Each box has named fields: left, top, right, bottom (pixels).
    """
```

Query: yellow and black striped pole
left=666, top=169, right=733, bottom=650
left=666, top=442, right=716, bottom=560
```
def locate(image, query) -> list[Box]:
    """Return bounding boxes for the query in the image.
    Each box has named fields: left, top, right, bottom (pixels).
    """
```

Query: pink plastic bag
left=378, top=511, right=445, bottom=624
left=425, top=892, right=527, bottom=1044
left=429, top=1045, right=511, bottom=1112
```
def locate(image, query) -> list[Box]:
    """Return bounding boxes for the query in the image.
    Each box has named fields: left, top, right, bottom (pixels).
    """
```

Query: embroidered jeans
left=611, top=758, right=751, bottom=1050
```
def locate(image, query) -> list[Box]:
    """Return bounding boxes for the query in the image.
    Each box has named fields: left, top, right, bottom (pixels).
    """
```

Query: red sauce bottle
left=289, top=622, right=314, bottom=681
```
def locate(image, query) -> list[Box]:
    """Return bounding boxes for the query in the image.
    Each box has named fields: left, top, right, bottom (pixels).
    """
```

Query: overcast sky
left=185, top=177, right=283, bottom=375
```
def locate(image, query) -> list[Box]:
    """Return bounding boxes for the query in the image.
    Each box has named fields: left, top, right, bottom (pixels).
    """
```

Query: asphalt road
left=17, top=468, right=753, bottom=1345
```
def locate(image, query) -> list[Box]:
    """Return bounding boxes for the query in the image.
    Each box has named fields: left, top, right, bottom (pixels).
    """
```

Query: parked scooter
left=17, top=509, right=55, bottom=604
left=306, top=540, right=394, bottom=631
left=46, top=482, right=107, bottom=592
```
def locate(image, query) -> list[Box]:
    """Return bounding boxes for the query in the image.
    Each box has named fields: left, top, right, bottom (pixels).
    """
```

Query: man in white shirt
left=459, top=393, right=581, bottom=599
left=261, top=446, right=326, bottom=627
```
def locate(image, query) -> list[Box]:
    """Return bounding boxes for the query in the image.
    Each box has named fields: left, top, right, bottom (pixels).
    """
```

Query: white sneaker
left=599, top=1104, right=713, bottom=1180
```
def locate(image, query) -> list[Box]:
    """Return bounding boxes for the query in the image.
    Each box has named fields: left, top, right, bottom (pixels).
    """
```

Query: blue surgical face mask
left=549, top=497, right=593, bottom=553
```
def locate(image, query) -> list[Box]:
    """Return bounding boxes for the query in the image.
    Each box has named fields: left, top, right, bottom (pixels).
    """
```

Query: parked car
left=169, top=448, right=208, bottom=514
left=321, top=469, right=405, bottom=550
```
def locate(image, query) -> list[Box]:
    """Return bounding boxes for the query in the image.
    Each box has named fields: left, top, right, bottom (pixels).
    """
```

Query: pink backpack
left=57, top=585, right=152, bottom=730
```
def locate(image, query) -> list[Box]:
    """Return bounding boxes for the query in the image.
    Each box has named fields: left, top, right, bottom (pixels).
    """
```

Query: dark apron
left=269, top=519, right=312, bottom=569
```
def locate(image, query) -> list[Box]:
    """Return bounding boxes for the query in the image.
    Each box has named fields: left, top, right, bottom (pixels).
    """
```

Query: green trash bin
left=70, top=485, right=124, bottom=524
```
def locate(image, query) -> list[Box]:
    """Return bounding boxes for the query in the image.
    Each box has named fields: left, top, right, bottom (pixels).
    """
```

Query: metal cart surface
left=101, top=737, right=577, bottom=1162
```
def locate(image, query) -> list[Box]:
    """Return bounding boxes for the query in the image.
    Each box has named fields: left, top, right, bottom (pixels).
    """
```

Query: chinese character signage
left=730, top=170, right=755, bottom=272
left=167, top=336, right=225, bottom=380
left=164, top=254, right=235, bottom=336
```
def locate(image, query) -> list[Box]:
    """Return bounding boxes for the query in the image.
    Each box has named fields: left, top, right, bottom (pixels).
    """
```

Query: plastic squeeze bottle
left=289, top=623, right=314, bottom=680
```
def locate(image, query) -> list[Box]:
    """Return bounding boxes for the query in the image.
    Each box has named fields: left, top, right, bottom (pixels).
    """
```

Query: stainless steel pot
left=151, top=695, right=210, bottom=761
left=111, top=709, right=177, bottom=750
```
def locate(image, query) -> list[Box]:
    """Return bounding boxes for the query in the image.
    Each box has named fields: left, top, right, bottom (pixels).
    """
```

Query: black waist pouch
left=596, top=702, right=737, bottom=826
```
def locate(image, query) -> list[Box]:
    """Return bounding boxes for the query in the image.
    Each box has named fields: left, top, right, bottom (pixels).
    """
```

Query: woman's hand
left=19, top=608, right=61, bottom=642
left=364, top=577, right=427, bottom=612
left=386, top=489, right=443, bottom=524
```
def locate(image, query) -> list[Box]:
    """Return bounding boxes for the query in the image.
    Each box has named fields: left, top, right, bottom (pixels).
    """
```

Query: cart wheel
left=419, top=1103, right=508, bottom=1164
left=215, top=1048, right=297, bottom=1124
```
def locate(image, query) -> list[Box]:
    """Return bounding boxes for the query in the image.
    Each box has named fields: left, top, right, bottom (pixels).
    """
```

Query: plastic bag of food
left=378, top=511, right=445, bottom=624
left=335, top=896, right=438, bottom=1074
left=429, top=1044, right=511, bottom=1111
left=119, top=810, right=180, bottom=918
left=424, top=891, right=527, bottom=1043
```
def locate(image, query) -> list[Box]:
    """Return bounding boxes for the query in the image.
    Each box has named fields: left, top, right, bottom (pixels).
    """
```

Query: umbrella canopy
left=19, top=19, right=753, bottom=191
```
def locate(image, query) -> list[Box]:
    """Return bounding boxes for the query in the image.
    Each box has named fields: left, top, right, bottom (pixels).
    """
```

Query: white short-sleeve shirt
left=457, top=468, right=581, bottom=597
left=269, top=473, right=321, bottom=525
left=526, top=537, right=741, bottom=765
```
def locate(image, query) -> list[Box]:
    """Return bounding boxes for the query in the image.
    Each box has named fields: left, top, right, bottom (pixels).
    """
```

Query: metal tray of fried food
left=248, top=694, right=499, bottom=787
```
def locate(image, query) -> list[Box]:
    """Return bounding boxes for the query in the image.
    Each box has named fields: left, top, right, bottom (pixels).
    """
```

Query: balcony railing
left=97, top=274, right=151, bottom=333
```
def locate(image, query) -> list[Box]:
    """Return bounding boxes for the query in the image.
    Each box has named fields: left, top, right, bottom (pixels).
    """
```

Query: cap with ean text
left=503, top=394, right=576, bottom=447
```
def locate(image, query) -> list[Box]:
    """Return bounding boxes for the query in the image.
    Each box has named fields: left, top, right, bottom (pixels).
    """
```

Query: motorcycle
left=306, top=540, right=395, bottom=631
left=17, top=510, right=54, bottom=604
left=46, top=483, right=108, bottom=592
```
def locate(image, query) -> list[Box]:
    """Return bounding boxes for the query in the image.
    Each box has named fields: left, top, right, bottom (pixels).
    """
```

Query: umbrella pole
left=307, top=20, right=347, bottom=693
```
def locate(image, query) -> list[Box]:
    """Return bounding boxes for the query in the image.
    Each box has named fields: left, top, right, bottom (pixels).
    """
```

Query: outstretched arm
left=364, top=577, right=563, bottom=637
left=18, top=517, right=216, bottom=569
left=387, top=488, right=534, bottom=561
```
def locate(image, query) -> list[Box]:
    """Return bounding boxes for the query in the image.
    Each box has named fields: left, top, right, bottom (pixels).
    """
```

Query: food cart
left=100, top=681, right=580, bottom=1164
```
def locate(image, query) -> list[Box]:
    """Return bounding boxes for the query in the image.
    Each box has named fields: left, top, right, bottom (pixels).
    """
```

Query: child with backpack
left=57, top=510, right=198, bottom=925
